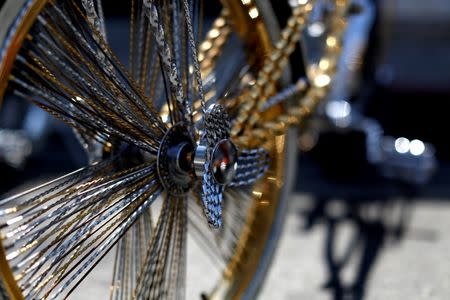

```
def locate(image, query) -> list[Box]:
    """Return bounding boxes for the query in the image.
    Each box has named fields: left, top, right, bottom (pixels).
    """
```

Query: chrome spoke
left=143, top=0, right=189, bottom=124
left=82, top=0, right=107, bottom=38
left=133, top=194, right=187, bottom=300
left=110, top=208, right=153, bottom=300
left=0, top=160, right=162, bottom=299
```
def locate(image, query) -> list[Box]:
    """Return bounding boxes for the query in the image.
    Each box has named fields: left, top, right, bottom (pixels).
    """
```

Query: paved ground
left=70, top=194, right=450, bottom=300
left=260, top=194, right=450, bottom=300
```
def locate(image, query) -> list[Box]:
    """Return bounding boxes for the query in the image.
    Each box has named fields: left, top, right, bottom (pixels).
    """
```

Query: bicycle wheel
left=0, top=0, right=348, bottom=299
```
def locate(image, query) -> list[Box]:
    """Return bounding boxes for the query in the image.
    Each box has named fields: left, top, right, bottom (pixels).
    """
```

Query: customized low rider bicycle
left=0, top=0, right=349, bottom=299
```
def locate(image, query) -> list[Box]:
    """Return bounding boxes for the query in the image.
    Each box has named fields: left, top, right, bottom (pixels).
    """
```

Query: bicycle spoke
left=133, top=194, right=187, bottom=300
left=10, top=1, right=166, bottom=154
left=187, top=187, right=255, bottom=267
left=110, top=208, right=153, bottom=300
left=187, top=200, right=226, bottom=268
left=82, top=0, right=107, bottom=38
left=143, top=0, right=189, bottom=124
left=0, top=160, right=162, bottom=299
left=231, top=3, right=315, bottom=138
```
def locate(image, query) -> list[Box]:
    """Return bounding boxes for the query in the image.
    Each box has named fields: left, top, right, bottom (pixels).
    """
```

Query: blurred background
left=1, top=0, right=450, bottom=299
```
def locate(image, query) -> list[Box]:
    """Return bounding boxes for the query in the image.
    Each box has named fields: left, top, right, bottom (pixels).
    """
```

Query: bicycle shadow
left=298, top=185, right=434, bottom=300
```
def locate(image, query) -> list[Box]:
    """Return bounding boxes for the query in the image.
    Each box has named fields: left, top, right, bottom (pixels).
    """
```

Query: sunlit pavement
left=260, top=194, right=450, bottom=300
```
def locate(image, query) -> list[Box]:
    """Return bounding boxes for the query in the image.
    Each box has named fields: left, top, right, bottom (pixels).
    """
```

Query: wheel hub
left=157, top=124, right=196, bottom=196
left=157, top=123, right=239, bottom=195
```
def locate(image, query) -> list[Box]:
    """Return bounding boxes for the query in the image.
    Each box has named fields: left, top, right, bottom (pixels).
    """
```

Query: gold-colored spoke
left=198, top=9, right=231, bottom=77
left=230, top=2, right=315, bottom=139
